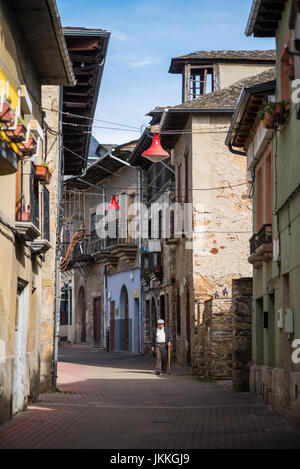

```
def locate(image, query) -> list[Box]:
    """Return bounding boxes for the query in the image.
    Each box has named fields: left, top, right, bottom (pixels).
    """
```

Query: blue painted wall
left=107, top=268, right=141, bottom=353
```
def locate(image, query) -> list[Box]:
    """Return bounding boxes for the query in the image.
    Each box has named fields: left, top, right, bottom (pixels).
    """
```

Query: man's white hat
left=157, top=319, right=164, bottom=324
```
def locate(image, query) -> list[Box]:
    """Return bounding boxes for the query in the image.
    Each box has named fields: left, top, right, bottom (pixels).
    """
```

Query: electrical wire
left=42, top=106, right=140, bottom=130
left=64, top=180, right=250, bottom=193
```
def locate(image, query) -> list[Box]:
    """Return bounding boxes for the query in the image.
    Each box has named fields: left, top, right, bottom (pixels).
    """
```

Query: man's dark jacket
left=152, top=325, right=171, bottom=349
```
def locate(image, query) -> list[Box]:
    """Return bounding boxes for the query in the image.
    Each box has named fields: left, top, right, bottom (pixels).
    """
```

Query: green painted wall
left=252, top=0, right=300, bottom=373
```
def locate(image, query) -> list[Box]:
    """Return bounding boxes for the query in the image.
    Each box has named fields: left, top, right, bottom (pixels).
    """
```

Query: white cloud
left=128, top=58, right=161, bottom=68
left=111, top=30, right=128, bottom=41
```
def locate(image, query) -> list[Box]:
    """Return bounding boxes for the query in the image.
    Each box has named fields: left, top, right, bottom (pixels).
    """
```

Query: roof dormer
left=169, top=50, right=276, bottom=103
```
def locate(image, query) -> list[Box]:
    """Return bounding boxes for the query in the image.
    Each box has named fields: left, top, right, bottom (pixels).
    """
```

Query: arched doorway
left=78, top=287, right=86, bottom=343
left=120, top=285, right=129, bottom=351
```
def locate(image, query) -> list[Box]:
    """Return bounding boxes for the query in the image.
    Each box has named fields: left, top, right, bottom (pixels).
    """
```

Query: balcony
left=0, top=137, right=18, bottom=175
left=15, top=218, right=41, bottom=241
left=15, top=163, right=41, bottom=242
left=248, top=224, right=273, bottom=269
left=148, top=252, right=163, bottom=283
left=107, top=237, right=138, bottom=267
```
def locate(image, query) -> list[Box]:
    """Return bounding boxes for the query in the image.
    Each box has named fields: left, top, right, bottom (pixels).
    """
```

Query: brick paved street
left=0, top=343, right=300, bottom=449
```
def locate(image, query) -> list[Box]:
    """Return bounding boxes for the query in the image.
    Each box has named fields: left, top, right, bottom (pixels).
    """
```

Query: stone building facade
left=158, top=53, right=275, bottom=372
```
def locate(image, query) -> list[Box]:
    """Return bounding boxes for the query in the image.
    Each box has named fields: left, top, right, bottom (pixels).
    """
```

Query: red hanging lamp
left=142, top=131, right=169, bottom=163
left=107, top=195, right=120, bottom=209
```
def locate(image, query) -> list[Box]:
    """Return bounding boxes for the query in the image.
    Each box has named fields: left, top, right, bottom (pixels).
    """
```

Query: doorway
left=93, top=297, right=101, bottom=346
left=160, top=294, right=165, bottom=321
left=78, top=287, right=86, bottom=343
left=186, top=290, right=191, bottom=365
left=110, top=300, right=115, bottom=351
left=13, top=280, right=29, bottom=414
left=120, top=285, right=129, bottom=351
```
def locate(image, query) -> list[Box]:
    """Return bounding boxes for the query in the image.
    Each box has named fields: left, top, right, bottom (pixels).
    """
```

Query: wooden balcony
left=248, top=224, right=273, bottom=269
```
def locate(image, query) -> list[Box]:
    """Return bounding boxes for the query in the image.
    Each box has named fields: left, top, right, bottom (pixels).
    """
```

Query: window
left=158, top=210, right=162, bottom=239
left=176, top=292, right=181, bottom=335
left=256, top=165, right=263, bottom=230
left=60, top=284, right=72, bottom=326
left=265, top=151, right=273, bottom=225
left=160, top=295, right=165, bottom=321
left=279, top=31, right=292, bottom=102
left=42, top=186, right=50, bottom=241
left=184, top=149, right=189, bottom=203
left=189, top=68, right=213, bottom=99
left=177, top=162, right=182, bottom=203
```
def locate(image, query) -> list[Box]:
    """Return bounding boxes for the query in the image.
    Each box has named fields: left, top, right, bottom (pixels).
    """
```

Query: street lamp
left=142, top=131, right=169, bottom=163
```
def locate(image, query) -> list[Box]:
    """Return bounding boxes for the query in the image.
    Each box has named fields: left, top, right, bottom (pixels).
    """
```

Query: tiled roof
left=173, top=50, right=276, bottom=61
left=172, top=68, right=276, bottom=110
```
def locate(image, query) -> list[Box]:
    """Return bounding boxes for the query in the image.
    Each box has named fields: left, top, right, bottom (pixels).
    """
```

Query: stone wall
left=231, top=277, right=252, bottom=392
left=198, top=298, right=233, bottom=379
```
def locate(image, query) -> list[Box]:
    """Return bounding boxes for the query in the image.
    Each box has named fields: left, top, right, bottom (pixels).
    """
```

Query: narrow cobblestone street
left=0, top=344, right=300, bottom=449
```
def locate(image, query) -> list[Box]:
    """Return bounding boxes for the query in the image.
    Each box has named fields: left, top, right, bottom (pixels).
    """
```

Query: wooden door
left=186, top=291, right=191, bottom=365
left=110, top=301, right=115, bottom=351
left=80, top=289, right=86, bottom=343
left=125, top=291, right=129, bottom=351
left=93, top=297, right=101, bottom=345
left=13, top=282, right=29, bottom=414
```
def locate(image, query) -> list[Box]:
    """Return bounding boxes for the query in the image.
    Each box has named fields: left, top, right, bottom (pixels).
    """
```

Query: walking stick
left=168, top=345, right=171, bottom=375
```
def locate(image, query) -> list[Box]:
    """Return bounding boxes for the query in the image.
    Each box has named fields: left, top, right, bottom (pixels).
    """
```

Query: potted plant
left=258, top=101, right=290, bottom=129
left=18, top=133, right=37, bottom=157
left=16, top=204, right=31, bottom=222
left=277, top=100, right=290, bottom=125
left=35, top=162, right=52, bottom=184
left=0, top=97, right=15, bottom=126
left=6, top=118, right=27, bottom=143
left=259, top=102, right=277, bottom=129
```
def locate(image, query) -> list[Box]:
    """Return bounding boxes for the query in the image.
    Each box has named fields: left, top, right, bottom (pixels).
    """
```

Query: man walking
left=152, top=319, right=171, bottom=375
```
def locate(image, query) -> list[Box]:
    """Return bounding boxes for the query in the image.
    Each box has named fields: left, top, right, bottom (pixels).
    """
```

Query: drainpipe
left=227, top=142, right=247, bottom=157
left=53, top=87, right=63, bottom=391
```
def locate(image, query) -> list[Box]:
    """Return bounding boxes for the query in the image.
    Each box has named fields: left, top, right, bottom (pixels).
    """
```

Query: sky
left=57, top=0, right=275, bottom=145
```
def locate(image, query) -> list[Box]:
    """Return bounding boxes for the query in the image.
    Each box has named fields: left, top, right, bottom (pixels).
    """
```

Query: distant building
left=61, top=140, right=143, bottom=353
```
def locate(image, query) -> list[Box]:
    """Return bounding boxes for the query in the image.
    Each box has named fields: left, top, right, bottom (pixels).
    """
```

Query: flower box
left=263, top=111, right=276, bottom=129
left=0, top=100, right=15, bottom=126
left=35, top=164, right=51, bottom=184
left=16, top=210, right=30, bottom=222
left=18, top=136, right=37, bottom=157
left=6, top=122, right=27, bottom=143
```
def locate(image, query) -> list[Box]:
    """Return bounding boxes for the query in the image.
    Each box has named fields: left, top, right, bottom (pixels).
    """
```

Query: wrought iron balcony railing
left=257, top=224, right=272, bottom=249
left=249, top=234, right=257, bottom=255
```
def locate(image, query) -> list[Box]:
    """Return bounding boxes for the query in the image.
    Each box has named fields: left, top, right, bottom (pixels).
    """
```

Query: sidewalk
left=0, top=343, right=300, bottom=449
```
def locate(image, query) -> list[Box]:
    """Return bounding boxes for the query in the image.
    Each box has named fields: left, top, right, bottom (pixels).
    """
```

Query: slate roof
left=64, top=140, right=138, bottom=191
left=174, top=50, right=276, bottom=61
left=172, top=68, right=276, bottom=110
left=169, top=50, right=276, bottom=73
